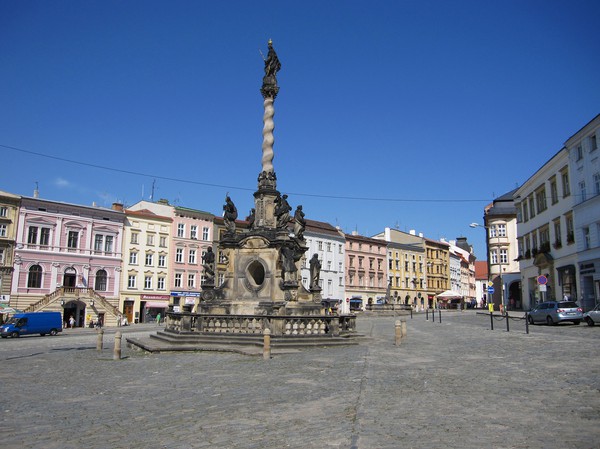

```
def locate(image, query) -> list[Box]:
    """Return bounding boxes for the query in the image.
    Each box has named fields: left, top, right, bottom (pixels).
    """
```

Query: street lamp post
left=470, top=222, right=506, bottom=314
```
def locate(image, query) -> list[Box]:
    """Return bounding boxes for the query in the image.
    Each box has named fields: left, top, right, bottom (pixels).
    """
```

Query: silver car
left=527, top=301, right=583, bottom=325
left=583, top=303, right=600, bottom=326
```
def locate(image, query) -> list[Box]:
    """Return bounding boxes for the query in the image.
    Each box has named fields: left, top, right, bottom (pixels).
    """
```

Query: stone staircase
left=126, top=328, right=365, bottom=355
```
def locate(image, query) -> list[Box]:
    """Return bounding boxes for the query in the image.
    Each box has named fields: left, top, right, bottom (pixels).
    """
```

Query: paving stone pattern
left=0, top=313, right=598, bottom=449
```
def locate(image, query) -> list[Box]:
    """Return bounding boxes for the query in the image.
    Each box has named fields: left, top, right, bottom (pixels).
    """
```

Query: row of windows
left=176, top=224, right=210, bottom=240
left=388, top=260, right=424, bottom=272
left=347, top=242, right=384, bottom=254
left=26, top=265, right=108, bottom=290
left=130, top=232, right=167, bottom=247
left=127, top=273, right=202, bottom=290
left=518, top=169, right=570, bottom=223
left=25, top=226, right=116, bottom=254
left=348, top=256, right=384, bottom=270
left=347, top=274, right=385, bottom=288
left=518, top=213, right=575, bottom=256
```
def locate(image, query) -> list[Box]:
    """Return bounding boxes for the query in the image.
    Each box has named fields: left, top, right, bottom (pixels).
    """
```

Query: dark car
left=527, top=301, right=583, bottom=325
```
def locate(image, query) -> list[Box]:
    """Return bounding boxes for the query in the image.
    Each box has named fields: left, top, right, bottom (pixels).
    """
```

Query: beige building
left=0, top=190, right=20, bottom=306
left=424, top=238, right=450, bottom=308
left=120, top=208, right=172, bottom=324
left=372, top=228, right=427, bottom=308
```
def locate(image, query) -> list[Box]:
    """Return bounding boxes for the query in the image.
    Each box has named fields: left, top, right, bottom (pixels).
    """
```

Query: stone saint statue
left=293, top=205, right=306, bottom=239
left=274, top=194, right=292, bottom=229
left=309, top=254, right=321, bottom=290
left=264, top=39, right=281, bottom=78
left=280, top=246, right=298, bottom=283
left=246, top=208, right=256, bottom=230
left=223, top=196, right=238, bottom=234
left=202, top=247, right=216, bottom=281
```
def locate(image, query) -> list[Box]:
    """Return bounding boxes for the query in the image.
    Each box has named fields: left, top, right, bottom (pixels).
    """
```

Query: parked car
left=583, top=303, right=600, bottom=326
left=527, top=301, right=583, bottom=325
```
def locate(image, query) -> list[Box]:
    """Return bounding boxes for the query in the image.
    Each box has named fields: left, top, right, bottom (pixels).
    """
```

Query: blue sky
left=1, top=1, right=599, bottom=259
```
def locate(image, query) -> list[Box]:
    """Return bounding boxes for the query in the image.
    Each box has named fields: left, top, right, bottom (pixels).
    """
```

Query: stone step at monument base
left=126, top=329, right=363, bottom=355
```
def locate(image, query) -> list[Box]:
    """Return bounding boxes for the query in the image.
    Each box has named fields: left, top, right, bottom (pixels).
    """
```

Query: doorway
left=64, top=267, right=77, bottom=288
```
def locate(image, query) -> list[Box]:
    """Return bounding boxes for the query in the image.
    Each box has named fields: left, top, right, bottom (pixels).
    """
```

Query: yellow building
left=0, top=190, right=20, bottom=306
left=425, top=238, right=450, bottom=308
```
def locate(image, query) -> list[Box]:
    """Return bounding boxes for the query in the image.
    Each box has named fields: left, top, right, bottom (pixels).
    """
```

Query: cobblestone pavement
left=0, top=312, right=599, bottom=449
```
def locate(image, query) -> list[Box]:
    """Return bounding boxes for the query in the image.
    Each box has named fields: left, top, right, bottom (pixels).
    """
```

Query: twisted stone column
left=261, top=97, right=275, bottom=173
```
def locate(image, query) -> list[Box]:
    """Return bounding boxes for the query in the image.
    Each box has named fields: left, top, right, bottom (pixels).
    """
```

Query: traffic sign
left=539, top=284, right=547, bottom=292
left=488, top=281, right=494, bottom=287
left=537, top=275, right=548, bottom=285
left=487, top=286, right=495, bottom=294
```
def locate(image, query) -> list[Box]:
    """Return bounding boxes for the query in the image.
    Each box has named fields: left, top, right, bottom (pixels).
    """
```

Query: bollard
left=114, top=331, right=122, bottom=360
left=506, top=314, right=510, bottom=332
left=263, top=328, right=271, bottom=360
left=395, top=320, right=402, bottom=346
left=490, top=312, right=494, bottom=331
left=410, top=308, right=413, bottom=319
left=525, top=313, right=529, bottom=334
left=401, top=319, right=407, bottom=338
left=426, top=309, right=429, bottom=321
left=438, top=309, right=442, bottom=323
left=96, top=328, right=104, bottom=351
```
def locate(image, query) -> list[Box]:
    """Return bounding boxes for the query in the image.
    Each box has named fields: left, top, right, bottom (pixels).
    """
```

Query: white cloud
left=54, top=177, right=71, bottom=188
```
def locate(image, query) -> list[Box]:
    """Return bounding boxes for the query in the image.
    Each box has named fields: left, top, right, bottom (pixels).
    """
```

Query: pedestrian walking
left=68, top=316, right=75, bottom=329
left=156, top=313, right=161, bottom=325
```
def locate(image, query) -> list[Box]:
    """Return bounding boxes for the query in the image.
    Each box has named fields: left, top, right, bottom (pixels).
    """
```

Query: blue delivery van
left=0, top=312, right=63, bottom=338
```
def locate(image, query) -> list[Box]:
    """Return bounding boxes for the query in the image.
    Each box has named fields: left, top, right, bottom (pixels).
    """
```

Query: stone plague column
left=255, top=39, right=282, bottom=229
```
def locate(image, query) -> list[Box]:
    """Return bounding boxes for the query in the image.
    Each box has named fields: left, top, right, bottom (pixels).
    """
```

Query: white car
left=583, top=303, right=600, bottom=326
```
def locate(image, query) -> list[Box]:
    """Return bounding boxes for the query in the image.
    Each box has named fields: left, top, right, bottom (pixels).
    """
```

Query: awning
left=143, top=300, right=169, bottom=309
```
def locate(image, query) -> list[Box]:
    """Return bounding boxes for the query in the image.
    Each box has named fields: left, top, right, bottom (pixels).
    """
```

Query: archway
left=63, top=299, right=86, bottom=328
left=508, top=281, right=522, bottom=310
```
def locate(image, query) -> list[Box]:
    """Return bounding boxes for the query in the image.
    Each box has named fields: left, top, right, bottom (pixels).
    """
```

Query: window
left=535, top=187, right=547, bottom=212
left=583, top=227, right=590, bottom=250
left=157, top=277, right=165, bottom=290
left=189, top=249, right=197, bottom=264
left=129, top=252, right=138, bottom=265
left=576, top=145, right=583, bottom=161
left=174, top=273, right=182, bottom=288
left=177, top=223, right=185, bottom=238
left=0, top=206, right=6, bottom=217
left=27, top=265, right=42, bottom=288
left=318, top=241, right=323, bottom=250
left=566, top=213, right=574, bottom=243
left=190, top=225, right=197, bottom=239
left=67, top=231, right=78, bottom=249
left=327, top=261, right=332, bottom=271
left=522, top=199, right=529, bottom=221
left=188, top=274, right=195, bottom=288
left=489, top=226, right=497, bottom=238
left=591, top=134, right=598, bottom=152
left=176, top=248, right=183, bottom=263
left=561, top=169, right=570, bottom=197
left=144, top=276, right=152, bottom=289
left=145, top=253, right=153, bottom=266
left=339, top=244, right=343, bottom=254
left=104, top=236, right=113, bottom=253
left=553, top=219, right=562, bottom=247
left=146, top=234, right=154, bottom=246
left=128, top=275, right=137, bottom=289
left=94, top=235, right=103, bottom=252
left=39, top=228, right=50, bottom=246
left=158, top=254, right=166, bottom=267
left=499, top=249, right=508, bottom=264
left=202, top=227, right=210, bottom=241
left=159, top=236, right=167, bottom=247
left=326, top=242, right=331, bottom=252
left=131, top=232, right=139, bottom=244
left=490, top=250, right=498, bottom=265
left=594, top=173, right=600, bottom=196
left=0, top=224, right=6, bottom=237
left=28, top=226, right=38, bottom=244
left=339, top=276, right=343, bottom=286
left=95, top=269, right=107, bottom=291
left=547, top=177, right=558, bottom=205
left=579, top=181, right=587, bottom=202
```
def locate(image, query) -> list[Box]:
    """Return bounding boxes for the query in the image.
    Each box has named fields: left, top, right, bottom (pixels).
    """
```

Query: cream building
left=0, top=190, right=20, bottom=306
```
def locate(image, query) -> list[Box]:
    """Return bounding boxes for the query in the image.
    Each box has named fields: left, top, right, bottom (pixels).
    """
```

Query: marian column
left=255, top=40, right=282, bottom=229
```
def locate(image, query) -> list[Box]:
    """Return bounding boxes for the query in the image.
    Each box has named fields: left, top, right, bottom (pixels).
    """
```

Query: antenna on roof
left=150, top=179, right=156, bottom=201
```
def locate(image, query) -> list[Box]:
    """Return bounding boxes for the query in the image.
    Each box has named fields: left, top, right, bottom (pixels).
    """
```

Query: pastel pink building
left=11, top=196, right=125, bottom=327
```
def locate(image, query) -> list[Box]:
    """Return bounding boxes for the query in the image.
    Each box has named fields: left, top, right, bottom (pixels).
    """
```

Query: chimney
left=112, top=202, right=124, bottom=212
left=409, top=229, right=416, bottom=235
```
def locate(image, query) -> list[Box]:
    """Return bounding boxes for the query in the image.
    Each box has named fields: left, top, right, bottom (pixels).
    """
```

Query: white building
left=514, top=148, right=576, bottom=310
left=301, top=220, right=347, bottom=313
left=565, top=114, right=600, bottom=310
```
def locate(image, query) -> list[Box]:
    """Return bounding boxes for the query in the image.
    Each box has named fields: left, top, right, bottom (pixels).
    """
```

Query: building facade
left=120, top=207, right=172, bottom=323
left=424, top=238, right=450, bottom=308
left=344, top=232, right=387, bottom=310
left=482, top=189, right=521, bottom=310
left=372, top=228, right=427, bottom=308
left=0, top=190, right=20, bottom=306
left=565, top=114, right=600, bottom=310
left=515, top=148, right=576, bottom=310
left=302, top=220, right=346, bottom=313
left=12, top=196, right=125, bottom=326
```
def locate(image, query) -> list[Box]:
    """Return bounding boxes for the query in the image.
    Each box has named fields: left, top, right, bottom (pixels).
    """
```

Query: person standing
left=68, top=316, right=75, bottom=329
left=156, top=312, right=161, bottom=325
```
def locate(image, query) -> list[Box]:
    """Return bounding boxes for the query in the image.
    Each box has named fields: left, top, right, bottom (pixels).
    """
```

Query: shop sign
left=141, top=294, right=170, bottom=300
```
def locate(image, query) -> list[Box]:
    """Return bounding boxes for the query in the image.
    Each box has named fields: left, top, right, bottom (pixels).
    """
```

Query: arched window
left=27, top=265, right=42, bottom=288
left=95, top=269, right=107, bottom=291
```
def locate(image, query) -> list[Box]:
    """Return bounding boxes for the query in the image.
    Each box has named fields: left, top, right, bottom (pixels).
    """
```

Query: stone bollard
left=395, top=320, right=402, bottom=346
left=96, top=328, right=104, bottom=351
left=263, top=328, right=271, bottom=360
left=114, top=331, right=122, bottom=360
left=401, top=319, right=407, bottom=338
